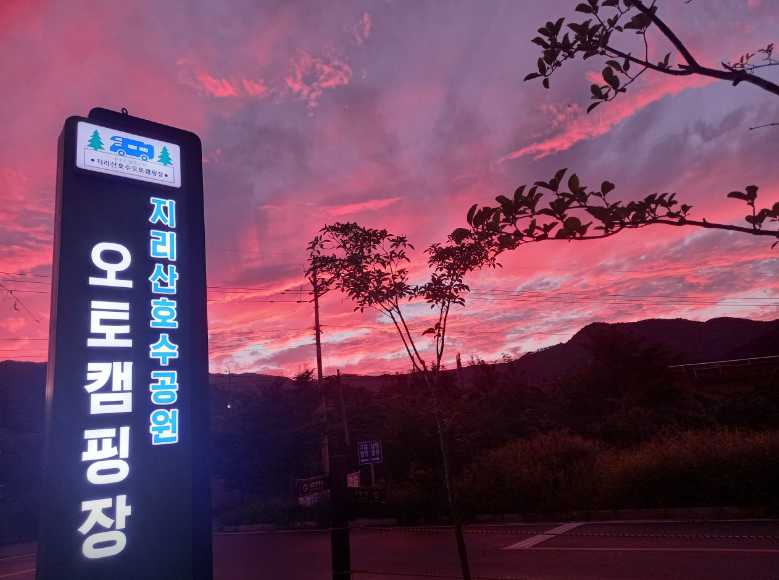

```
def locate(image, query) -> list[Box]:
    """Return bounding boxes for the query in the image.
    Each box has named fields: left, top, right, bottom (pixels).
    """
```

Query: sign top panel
left=75, top=121, right=182, bottom=188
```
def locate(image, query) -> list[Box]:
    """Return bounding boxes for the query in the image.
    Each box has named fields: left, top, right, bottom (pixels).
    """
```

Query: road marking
left=0, top=569, right=35, bottom=579
left=503, top=522, right=584, bottom=550
left=531, top=547, right=779, bottom=553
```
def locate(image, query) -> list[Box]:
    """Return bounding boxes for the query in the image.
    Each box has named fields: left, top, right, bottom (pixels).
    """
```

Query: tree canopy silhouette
left=307, top=222, right=495, bottom=376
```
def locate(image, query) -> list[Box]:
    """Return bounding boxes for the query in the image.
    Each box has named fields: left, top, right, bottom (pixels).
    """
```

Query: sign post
left=357, top=440, right=383, bottom=487
left=37, top=108, right=212, bottom=580
left=296, top=475, right=329, bottom=507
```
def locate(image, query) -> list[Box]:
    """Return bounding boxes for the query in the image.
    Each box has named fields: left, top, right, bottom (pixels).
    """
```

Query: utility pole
left=336, top=370, right=351, bottom=448
left=312, top=271, right=351, bottom=580
left=313, top=271, right=330, bottom=476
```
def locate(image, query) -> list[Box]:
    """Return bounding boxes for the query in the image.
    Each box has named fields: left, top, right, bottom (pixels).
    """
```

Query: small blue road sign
left=358, top=440, right=383, bottom=465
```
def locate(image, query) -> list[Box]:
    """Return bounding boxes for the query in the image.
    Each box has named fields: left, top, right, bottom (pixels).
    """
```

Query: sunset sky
left=1, top=0, right=778, bottom=376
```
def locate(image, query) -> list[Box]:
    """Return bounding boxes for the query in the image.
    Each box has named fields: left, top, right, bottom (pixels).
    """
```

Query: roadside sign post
left=37, top=108, right=211, bottom=580
left=296, top=475, right=329, bottom=507
left=357, top=440, right=382, bottom=487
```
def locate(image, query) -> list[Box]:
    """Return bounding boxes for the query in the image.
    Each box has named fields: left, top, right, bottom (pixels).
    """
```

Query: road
left=3, top=520, right=779, bottom=579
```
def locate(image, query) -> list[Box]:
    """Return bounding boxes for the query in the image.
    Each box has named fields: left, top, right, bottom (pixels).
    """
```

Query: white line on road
left=503, top=522, right=584, bottom=550
left=0, top=569, right=35, bottom=579
left=531, top=547, right=779, bottom=553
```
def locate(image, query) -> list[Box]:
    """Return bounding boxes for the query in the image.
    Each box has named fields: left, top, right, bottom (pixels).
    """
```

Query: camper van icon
left=109, top=136, right=155, bottom=161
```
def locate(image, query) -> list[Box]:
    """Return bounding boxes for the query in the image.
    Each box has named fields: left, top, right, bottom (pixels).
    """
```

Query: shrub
left=594, top=429, right=779, bottom=509
left=458, top=431, right=601, bottom=514
left=458, top=429, right=779, bottom=516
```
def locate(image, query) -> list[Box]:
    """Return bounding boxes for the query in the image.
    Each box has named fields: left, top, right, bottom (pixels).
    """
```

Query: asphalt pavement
left=3, top=520, right=779, bottom=579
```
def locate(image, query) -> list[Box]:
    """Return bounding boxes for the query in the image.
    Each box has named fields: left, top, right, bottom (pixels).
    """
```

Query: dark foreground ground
left=3, top=520, right=779, bottom=579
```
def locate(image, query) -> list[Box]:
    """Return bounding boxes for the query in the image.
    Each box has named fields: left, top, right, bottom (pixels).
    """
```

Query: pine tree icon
left=88, top=129, right=104, bottom=151
left=158, top=146, right=173, bottom=166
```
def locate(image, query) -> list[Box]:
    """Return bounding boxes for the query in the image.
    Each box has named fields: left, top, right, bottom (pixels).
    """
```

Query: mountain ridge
left=2, top=316, right=778, bottom=405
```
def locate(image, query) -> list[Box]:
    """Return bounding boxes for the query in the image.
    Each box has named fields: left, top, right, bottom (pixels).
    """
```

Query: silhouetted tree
left=293, top=368, right=315, bottom=385
left=307, top=222, right=495, bottom=580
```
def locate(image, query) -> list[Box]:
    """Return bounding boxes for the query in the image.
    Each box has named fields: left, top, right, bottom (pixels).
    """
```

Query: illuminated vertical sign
left=37, top=108, right=211, bottom=580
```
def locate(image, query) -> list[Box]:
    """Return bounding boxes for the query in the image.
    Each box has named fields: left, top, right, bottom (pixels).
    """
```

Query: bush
left=458, top=431, right=601, bottom=514
left=594, top=429, right=779, bottom=509
left=458, top=429, right=779, bottom=516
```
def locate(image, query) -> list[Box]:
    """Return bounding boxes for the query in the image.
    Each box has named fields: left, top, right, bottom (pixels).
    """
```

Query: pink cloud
left=327, top=197, right=402, bottom=217
left=177, top=61, right=270, bottom=99
left=242, top=78, right=270, bottom=97
left=197, top=72, right=240, bottom=97
left=286, top=50, right=352, bottom=108
left=500, top=74, right=714, bottom=162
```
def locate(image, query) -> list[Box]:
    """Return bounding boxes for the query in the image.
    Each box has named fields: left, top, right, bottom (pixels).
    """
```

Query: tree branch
left=749, top=122, right=779, bottom=131
left=603, top=45, right=691, bottom=76
left=386, top=308, right=423, bottom=374
left=395, top=305, right=429, bottom=373
left=633, top=0, right=699, bottom=68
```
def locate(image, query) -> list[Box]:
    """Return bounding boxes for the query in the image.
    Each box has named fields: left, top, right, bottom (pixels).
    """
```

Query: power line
left=0, top=277, right=49, bottom=285
left=0, top=270, right=50, bottom=278
left=207, top=299, right=309, bottom=304
left=4, top=269, right=777, bottom=303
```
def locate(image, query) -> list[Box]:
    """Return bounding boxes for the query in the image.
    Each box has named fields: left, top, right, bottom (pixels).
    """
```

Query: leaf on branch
left=564, top=216, right=582, bottom=231
left=451, top=228, right=471, bottom=244
left=568, top=173, right=582, bottom=193
left=587, top=101, right=602, bottom=113
left=624, top=13, right=650, bottom=31
left=551, top=167, right=567, bottom=191
left=575, top=2, right=594, bottom=13
left=605, top=59, right=624, bottom=74
left=524, top=72, right=542, bottom=81
left=466, top=204, right=478, bottom=225
left=498, top=234, right=516, bottom=249
left=422, top=327, right=437, bottom=336
left=495, top=194, right=512, bottom=207
left=601, top=180, right=615, bottom=194
left=603, top=66, right=620, bottom=90
left=745, top=185, right=759, bottom=201
left=727, top=190, right=748, bottom=201
left=543, top=77, right=550, bottom=89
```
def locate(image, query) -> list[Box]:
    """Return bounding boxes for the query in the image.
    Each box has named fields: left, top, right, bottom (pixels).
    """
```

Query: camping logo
left=76, top=122, right=181, bottom=188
